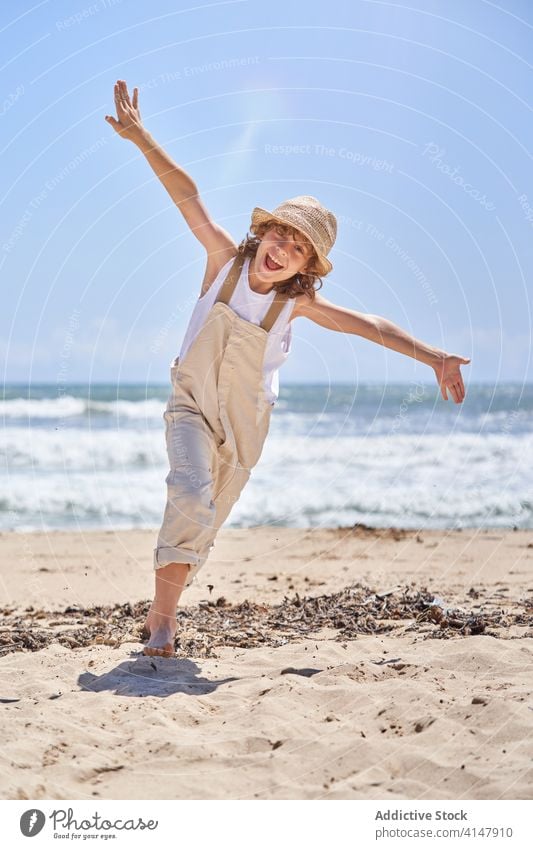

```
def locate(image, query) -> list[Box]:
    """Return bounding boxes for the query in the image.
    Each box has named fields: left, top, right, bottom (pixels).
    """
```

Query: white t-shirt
left=178, top=254, right=296, bottom=404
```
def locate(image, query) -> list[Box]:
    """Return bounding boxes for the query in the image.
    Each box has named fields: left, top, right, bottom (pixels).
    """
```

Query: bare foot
left=141, top=608, right=168, bottom=640
left=141, top=613, right=176, bottom=658
left=141, top=561, right=189, bottom=656
left=140, top=611, right=155, bottom=642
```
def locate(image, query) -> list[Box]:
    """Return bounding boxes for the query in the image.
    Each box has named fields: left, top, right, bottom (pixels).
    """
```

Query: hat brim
left=250, top=206, right=333, bottom=276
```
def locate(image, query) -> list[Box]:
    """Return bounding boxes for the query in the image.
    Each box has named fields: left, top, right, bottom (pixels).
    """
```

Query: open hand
left=433, top=353, right=471, bottom=403
left=105, top=79, right=145, bottom=143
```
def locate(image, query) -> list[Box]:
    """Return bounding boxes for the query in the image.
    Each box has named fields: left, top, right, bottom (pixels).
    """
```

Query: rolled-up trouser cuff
left=153, top=545, right=211, bottom=588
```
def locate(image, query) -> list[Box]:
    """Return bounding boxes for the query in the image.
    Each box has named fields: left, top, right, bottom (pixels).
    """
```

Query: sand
left=0, top=525, right=532, bottom=800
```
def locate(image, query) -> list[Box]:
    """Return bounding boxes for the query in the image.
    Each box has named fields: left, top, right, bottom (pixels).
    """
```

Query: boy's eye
left=273, top=225, right=307, bottom=254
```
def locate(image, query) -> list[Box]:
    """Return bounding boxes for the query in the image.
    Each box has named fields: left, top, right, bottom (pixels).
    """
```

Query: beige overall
left=154, top=252, right=290, bottom=588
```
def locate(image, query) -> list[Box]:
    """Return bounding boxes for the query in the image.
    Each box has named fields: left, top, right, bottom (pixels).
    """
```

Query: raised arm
left=105, top=79, right=236, bottom=260
left=293, top=292, right=471, bottom=404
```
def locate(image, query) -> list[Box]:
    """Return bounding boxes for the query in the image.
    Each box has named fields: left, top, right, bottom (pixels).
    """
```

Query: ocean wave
left=0, top=384, right=533, bottom=437
left=2, top=396, right=532, bottom=438
left=3, top=426, right=533, bottom=471
left=0, top=395, right=167, bottom=420
left=2, top=428, right=532, bottom=530
left=1, top=427, right=163, bottom=469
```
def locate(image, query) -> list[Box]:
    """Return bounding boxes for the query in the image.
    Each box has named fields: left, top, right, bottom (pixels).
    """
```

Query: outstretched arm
left=294, top=293, right=471, bottom=404
left=105, top=79, right=236, bottom=257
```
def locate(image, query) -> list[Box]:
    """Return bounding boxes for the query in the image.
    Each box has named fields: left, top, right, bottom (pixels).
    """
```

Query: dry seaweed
left=0, top=583, right=531, bottom=659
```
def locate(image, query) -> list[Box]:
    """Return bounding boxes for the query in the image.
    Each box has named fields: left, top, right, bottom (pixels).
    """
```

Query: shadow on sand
left=78, top=654, right=238, bottom=697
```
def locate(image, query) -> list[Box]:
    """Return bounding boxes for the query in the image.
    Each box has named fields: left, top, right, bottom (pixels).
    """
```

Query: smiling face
left=254, top=223, right=315, bottom=283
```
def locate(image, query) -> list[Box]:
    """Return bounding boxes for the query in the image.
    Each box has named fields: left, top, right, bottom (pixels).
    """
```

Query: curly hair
left=236, top=219, right=325, bottom=301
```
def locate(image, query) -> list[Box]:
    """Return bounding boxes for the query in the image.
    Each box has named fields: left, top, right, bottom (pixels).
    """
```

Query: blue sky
left=1, top=0, right=532, bottom=385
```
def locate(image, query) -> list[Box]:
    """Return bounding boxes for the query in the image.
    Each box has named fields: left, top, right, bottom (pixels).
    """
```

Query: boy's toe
left=142, top=644, right=174, bottom=658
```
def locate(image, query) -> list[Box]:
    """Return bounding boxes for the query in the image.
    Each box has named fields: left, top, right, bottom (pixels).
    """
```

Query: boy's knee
left=166, top=466, right=212, bottom=495
left=165, top=469, right=215, bottom=522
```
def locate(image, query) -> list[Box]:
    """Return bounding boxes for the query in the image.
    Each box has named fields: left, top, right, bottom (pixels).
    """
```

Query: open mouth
left=264, top=252, right=284, bottom=272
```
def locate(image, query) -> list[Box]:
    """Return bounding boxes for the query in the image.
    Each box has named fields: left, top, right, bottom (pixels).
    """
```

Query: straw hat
left=250, top=195, right=337, bottom=276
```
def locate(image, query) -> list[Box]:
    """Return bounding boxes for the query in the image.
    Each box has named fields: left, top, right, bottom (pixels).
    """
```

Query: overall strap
left=215, top=250, right=290, bottom=332
left=215, top=252, right=246, bottom=305
left=260, top=293, right=290, bottom=332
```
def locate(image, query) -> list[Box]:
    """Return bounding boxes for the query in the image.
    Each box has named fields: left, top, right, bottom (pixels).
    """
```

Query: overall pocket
left=213, top=461, right=251, bottom=504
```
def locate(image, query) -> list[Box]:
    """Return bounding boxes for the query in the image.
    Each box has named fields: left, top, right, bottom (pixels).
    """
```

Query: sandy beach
left=1, top=525, right=532, bottom=800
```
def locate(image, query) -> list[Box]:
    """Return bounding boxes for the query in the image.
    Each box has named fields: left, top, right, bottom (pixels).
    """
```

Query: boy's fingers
left=132, top=86, right=138, bottom=109
left=114, top=84, right=124, bottom=112
left=105, top=115, right=119, bottom=129
left=119, top=79, right=132, bottom=106
left=115, top=82, right=129, bottom=115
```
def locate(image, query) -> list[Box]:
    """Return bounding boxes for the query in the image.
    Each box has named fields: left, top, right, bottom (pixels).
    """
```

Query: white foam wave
left=0, top=396, right=87, bottom=418
left=2, top=427, right=164, bottom=470
left=2, top=426, right=532, bottom=530
left=0, top=396, right=166, bottom=420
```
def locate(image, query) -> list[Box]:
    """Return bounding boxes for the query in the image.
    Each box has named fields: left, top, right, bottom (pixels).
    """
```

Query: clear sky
left=1, top=0, right=532, bottom=385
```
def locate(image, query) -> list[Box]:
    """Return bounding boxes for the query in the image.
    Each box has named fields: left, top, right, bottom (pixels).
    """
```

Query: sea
left=1, top=382, right=532, bottom=532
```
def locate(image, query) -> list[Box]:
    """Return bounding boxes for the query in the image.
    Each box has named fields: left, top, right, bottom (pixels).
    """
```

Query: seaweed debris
left=0, top=584, right=531, bottom=658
